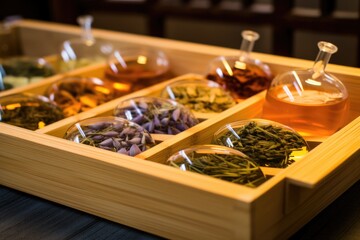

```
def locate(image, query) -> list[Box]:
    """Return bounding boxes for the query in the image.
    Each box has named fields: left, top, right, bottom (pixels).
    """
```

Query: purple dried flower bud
left=88, top=122, right=108, bottom=130
left=132, top=114, right=144, bottom=124
left=170, top=127, right=181, bottom=135
left=112, top=139, right=121, bottom=149
left=103, top=131, right=119, bottom=137
left=128, top=137, right=141, bottom=144
left=99, top=138, right=113, bottom=147
left=113, top=122, right=124, bottom=131
left=161, top=117, right=169, bottom=125
left=92, top=135, right=104, bottom=141
left=129, top=144, right=141, bottom=156
left=117, top=148, right=128, bottom=155
left=172, top=108, right=181, bottom=121
left=153, top=115, right=161, bottom=127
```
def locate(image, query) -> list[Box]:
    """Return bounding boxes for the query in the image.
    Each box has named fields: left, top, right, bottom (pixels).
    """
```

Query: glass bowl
left=166, top=144, right=266, bottom=187
left=212, top=119, right=309, bottom=168
left=64, top=116, right=155, bottom=156
left=0, top=92, right=64, bottom=130
left=104, top=47, right=170, bottom=91
left=262, top=41, right=349, bottom=137
left=205, top=30, right=272, bottom=100
left=0, top=56, right=55, bottom=91
left=113, top=96, right=199, bottom=135
left=161, top=78, right=236, bottom=113
left=45, top=76, right=130, bottom=117
left=59, top=15, right=113, bottom=72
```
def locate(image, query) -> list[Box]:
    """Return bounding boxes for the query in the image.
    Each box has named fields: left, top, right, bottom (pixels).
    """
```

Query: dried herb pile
left=213, top=121, right=308, bottom=168
left=0, top=94, right=64, bottom=130
left=168, top=148, right=266, bottom=188
left=163, top=81, right=235, bottom=113
left=207, top=61, right=271, bottom=99
left=114, top=97, right=199, bottom=135
left=46, top=77, right=125, bottom=117
left=1, top=58, right=55, bottom=90
left=65, top=117, right=155, bottom=156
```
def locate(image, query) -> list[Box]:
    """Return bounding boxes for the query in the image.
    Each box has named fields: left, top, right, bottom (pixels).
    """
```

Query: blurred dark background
left=1, top=0, right=359, bottom=67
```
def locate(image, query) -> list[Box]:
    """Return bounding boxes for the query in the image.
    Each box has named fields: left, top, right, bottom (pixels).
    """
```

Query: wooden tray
left=0, top=20, right=359, bottom=240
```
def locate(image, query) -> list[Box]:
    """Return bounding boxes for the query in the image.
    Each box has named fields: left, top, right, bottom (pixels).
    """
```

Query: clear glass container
left=0, top=57, right=55, bottom=91
left=262, top=41, right=349, bottom=137
left=64, top=116, right=155, bottom=156
left=113, top=96, right=199, bottom=135
left=46, top=76, right=129, bottom=117
left=0, top=92, right=64, bottom=130
left=206, top=30, right=272, bottom=100
left=166, top=144, right=266, bottom=187
left=59, top=15, right=113, bottom=72
left=104, top=47, right=170, bottom=91
left=161, top=78, right=236, bottom=113
left=212, top=119, right=309, bottom=168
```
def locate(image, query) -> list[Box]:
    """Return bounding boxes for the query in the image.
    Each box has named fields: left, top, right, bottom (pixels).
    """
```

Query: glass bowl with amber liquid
left=104, top=47, right=170, bottom=91
left=206, top=30, right=272, bottom=100
left=262, top=41, right=349, bottom=137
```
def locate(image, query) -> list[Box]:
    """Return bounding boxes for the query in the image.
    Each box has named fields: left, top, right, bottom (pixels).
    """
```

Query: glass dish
left=0, top=57, right=55, bottom=91
left=262, top=41, right=349, bottom=137
left=161, top=78, right=236, bottom=113
left=166, top=144, right=266, bottom=188
left=113, top=96, right=199, bottom=135
left=59, top=15, right=113, bottom=72
left=104, top=47, right=170, bottom=91
left=206, top=30, right=272, bottom=100
left=212, top=119, right=309, bottom=168
left=0, top=92, right=64, bottom=130
left=45, top=76, right=129, bottom=117
left=64, top=116, right=155, bottom=156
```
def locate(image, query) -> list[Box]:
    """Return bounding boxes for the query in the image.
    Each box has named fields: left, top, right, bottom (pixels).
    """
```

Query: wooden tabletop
left=0, top=181, right=359, bottom=240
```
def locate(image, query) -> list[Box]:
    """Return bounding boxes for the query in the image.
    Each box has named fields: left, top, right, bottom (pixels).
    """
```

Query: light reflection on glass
left=305, top=79, right=322, bottom=86
left=282, top=85, right=294, bottom=102
left=221, top=57, right=233, bottom=76
left=137, top=55, right=147, bottom=65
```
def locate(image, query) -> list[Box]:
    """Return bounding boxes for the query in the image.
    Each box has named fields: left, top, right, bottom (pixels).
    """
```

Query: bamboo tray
left=0, top=20, right=359, bottom=240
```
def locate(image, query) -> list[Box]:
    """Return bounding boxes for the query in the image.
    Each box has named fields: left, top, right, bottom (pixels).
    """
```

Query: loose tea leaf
left=114, top=97, right=199, bottom=135
left=65, top=117, right=155, bottom=156
left=207, top=62, right=271, bottom=99
left=168, top=148, right=266, bottom=188
left=163, top=80, right=236, bottom=113
left=46, top=77, right=126, bottom=117
left=213, top=121, right=308, bottom=168
left=1, top=57, right=55, bottom=90
left=0, top=94, right=64, bottom=130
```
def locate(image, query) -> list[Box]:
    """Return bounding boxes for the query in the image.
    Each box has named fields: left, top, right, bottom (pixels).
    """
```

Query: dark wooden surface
left=0, top=180, right=359, bottom=240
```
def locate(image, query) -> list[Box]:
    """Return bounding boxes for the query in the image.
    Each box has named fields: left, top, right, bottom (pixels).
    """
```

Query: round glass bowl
left=64, top=116, right=155, bottom=156
left=262, top=41, right=349, bottom=137
left=161, top=78, right=236, bottom=113
left=166, top=144, right=266, bottom=187
left=212, top=119, right=309, bottom=168
left=113, top=96, right=199, bottom=135
left=1, top=57, right=55, bottom=91
left=104, top=47, right=170, bottom=91
left=0, top=92, right=64, bottom=130
left=206, top=56, right=272, bottom=100
left=59, top=15, right=113, bottom=72
left=59, top=39, right=113, bottom=72
left=45, top=76, right=129, bottom=117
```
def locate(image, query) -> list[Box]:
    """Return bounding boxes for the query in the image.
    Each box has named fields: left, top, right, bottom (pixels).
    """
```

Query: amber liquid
left=262, top=89, right=349, bottom=137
